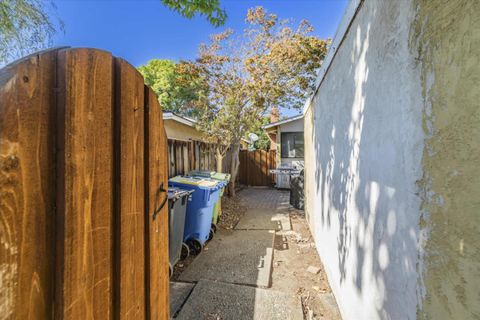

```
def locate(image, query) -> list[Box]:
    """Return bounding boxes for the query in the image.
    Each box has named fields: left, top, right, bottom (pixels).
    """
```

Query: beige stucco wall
left=412, top=0, right=480, bottom=318
left=304, top=0, right=479, bottom=319
left=303, top=106, right=315, bottom=238
left=163, top=119, right=204, bottom=141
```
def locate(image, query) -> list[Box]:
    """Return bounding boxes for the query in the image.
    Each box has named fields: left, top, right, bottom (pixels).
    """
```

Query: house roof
left=262, top=114, right=304, bottom=130
left=162, top=112, right=196, bottom=127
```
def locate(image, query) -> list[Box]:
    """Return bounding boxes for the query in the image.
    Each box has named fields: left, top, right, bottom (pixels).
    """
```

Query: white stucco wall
left=304, top=0, right=425, bottom=319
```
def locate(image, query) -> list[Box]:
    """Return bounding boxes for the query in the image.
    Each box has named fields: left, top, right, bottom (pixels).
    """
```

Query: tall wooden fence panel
left=0, top=48, right=169, bottom=319
left=239, top=150, right=276, bottom=187
left=167, top=139, right=216, bottom=177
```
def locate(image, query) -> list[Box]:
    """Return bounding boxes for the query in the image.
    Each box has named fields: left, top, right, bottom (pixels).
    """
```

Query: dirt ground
left=217, top=193, right=248, bottom=230
left=272, top=209, right=341, bottom=320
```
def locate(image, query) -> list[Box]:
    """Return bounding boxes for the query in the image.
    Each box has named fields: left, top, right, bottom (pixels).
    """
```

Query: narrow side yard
left=170, top=188, right=340, bottom=319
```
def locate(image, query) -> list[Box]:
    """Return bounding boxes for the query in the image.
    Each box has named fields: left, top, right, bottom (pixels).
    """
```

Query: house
left=163, top=112, right=203, bottom=142
left=162, top=112, right=216, bottom=176
left=163, top=112, right=247, bottom=176
left=164, top=112, right=250, bottom=149
left=263, top=113, right=304, bottom=169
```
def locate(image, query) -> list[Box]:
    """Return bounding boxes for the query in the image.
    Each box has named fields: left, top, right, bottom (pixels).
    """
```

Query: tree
left=252, top=116, right=271, bottom=150
left=194, top=7, right=329, bottom=195
left=162, top=0, right=226, bottom=27
left=0, top=0, right=61, bottom=66
left=138, top=59, right=206, bottom=116
left=243, top=116, right=270, bottom=150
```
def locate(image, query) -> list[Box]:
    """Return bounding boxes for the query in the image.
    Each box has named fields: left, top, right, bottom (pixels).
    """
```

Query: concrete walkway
left=170, top=188, right=341, bottom=319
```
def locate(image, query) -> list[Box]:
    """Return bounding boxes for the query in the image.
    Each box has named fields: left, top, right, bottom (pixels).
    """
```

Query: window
left=281, top=132, right=304, bottom=158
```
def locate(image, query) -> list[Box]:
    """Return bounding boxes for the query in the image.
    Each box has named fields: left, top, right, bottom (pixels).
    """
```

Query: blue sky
left=52, top=0, right=348, bottom=116
left=53, top=0, right=348, bottom=66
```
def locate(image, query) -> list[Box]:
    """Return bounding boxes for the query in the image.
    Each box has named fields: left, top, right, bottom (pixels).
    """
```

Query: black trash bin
left=167, top=187, right=193, bottom=277
left=290, top=169, right=304, bottom=210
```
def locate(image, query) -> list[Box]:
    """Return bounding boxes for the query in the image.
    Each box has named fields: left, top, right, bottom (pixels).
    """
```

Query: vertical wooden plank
left=206, top=145, right=210, bottom=170
left=253, top=151, right=257, bottom=186
left=176, top=142, right=182, bottom=175
left=173, top=142, right=178, bottom=175
left=181, top=142, right=186, bottom=174
left=242, top=150, right=246, bottom=185
left=0, top=50, right=57, bottom=319
left=249, top=151, right=253, bottom=186
left=252, top=151, right=256, bottom=185
left=252, top=151, right=258, bottom=186
left=177, top=142, right=180, bottom=175
left=199, top=144, right=203, bottom=170
left=181, top=142, right=184, bottom=174
left=243, top=151, right=247, bottom=185
left=189, top=141, right=194, bottom=171
left=145, top=88, right=169, bottom=319
left=261, top=150, right=266, bottom=186
left=55, top=48, right=114, bottom=319
left=171, top=140, right=177, bottom=176
left=258, top=151, right=263, bottom=186
left=238, top=151, right=244, bottom=185
left=195, top=142, right=200, bottom=170
left=175, top=142, right=180, bottom=175
left=183, top=143, right=189, bottom=174
left=172, top=141, right=175, bottom=176
left=171, top=141, right=175, bottom=176
left=205, top=144, right=208, bottom=170
left=179, top=142, right=182, bottom=175
left=114, top=58, right=145, bottom=320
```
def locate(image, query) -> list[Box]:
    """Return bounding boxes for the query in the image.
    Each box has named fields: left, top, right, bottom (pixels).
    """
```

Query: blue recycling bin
left=185, top=171, right=229, bottom=237
left=168, top=176, right=223, bottom=254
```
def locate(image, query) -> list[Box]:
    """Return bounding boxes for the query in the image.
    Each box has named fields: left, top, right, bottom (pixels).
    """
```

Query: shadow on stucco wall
left=309, top=1, right=424, bottom=318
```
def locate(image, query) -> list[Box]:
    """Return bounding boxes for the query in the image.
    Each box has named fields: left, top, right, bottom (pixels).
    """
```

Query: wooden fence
left=167, top=139, right=216, bottom=177
left=0, top=48, right=169, bottom=319
left=239, top=150, right=277, bottom=186
left=167, top=140, right=241, bottom=188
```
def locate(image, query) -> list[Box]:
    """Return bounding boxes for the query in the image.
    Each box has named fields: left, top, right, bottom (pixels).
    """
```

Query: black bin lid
left=167, top=186, right=194, bottom=201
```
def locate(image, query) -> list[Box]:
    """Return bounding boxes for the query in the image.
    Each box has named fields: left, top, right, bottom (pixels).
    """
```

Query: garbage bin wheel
left=169, top=263, right=173, bottom=278
left=208, top=228, right=214, bottom=241
left=186, top=238, right=202, bottom=255
left=211, top=223, right=217, bottom=233
left=180, top=242, right=190, bottom=260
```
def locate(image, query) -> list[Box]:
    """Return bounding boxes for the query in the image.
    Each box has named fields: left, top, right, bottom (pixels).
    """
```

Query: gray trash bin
left=168, top=187, right=193, bottom=277
left=290, top=170, right=304, bottom=210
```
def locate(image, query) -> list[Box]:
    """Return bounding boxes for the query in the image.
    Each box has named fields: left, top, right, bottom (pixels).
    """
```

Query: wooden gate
left=239, top=150, right=277, bottom=187
left=0, top=48, right=169, bottom=319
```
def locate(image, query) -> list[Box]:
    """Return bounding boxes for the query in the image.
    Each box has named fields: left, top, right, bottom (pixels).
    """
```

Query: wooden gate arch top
left=0, top=48, right=169, bottom=319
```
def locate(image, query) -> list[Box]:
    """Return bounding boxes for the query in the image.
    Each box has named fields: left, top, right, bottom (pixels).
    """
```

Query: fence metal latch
left=153, top=182, right=168, bottom=220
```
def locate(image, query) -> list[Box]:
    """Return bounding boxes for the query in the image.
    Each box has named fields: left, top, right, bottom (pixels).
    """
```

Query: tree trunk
left=228, top=140, right=241, bottom=197
left=215, top=146, right=224, bottom=173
